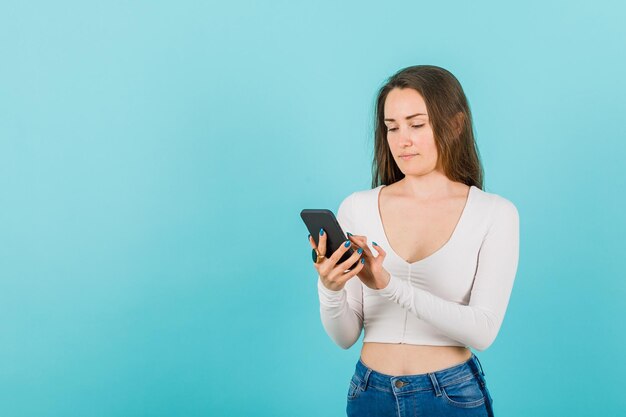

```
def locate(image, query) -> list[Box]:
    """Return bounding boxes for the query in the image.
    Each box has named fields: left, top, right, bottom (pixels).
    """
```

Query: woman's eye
left=387, top=125, right=424, bottom=131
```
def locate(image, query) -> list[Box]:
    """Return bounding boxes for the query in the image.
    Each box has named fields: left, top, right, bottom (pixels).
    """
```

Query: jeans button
left=394, top=380, right=406, bottom=388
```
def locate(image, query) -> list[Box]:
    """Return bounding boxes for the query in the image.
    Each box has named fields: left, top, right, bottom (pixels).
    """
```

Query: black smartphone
left=300, top=209, right=358, bottom=271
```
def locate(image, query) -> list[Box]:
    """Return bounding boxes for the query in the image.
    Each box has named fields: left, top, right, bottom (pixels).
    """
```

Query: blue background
left=1, top=1, right=624, bottom=416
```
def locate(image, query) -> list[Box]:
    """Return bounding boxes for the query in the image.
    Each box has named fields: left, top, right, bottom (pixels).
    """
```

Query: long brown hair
left=371, top=65, right=484, bottom=190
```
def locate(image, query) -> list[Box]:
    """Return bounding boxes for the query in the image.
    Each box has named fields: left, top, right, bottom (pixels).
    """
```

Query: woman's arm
left=371, top=198, right=520, bottom=351
left=317, top=193, right=364, bottom=349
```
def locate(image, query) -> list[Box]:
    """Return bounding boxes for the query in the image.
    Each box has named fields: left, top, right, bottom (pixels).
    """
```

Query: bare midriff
left=360, top=342, right=472, bottom=376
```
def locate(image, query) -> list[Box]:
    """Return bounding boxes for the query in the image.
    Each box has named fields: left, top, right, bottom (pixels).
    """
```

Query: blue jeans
left=346, top=353, right=494, bottom=417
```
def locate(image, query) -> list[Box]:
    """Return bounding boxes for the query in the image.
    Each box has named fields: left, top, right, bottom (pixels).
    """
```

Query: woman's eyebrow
left=384, top=113, right=427, bottom=121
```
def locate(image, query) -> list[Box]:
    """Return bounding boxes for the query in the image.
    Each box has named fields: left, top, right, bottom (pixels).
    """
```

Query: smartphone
left=300, top=208, right=358, bottom=271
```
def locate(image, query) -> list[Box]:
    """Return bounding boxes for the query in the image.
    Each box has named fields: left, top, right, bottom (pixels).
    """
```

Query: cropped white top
left=317, top=184, right=520, bottom=352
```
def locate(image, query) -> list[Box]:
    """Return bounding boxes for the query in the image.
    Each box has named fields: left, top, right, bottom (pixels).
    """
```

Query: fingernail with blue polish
left=347, top=232, right=352, bottom=236
left=344, top=240, right=351, bottom=247
left=320, top=228, right=324, bottom=236
left=357, top=248, right=363, bottom=254
left=360, top=258, right=365, bottom=264
left=372, top=241, right=377, bottom=246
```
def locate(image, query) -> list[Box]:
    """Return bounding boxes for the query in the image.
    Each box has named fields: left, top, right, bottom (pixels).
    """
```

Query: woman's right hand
left=309, top=228, right=365, bottom=291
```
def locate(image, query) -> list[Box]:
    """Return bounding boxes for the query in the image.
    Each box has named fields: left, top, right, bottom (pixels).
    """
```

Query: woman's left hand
left=346, top=233, right=391, bottom=290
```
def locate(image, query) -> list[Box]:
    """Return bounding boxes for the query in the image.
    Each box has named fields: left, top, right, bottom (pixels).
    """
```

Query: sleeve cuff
left=317, top=276, right=346, bottom=302
left=370, top=273, right=401, bottom=297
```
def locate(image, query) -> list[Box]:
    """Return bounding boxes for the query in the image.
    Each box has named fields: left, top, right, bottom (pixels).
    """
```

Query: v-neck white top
left=317, top=184, right=520, bottom=352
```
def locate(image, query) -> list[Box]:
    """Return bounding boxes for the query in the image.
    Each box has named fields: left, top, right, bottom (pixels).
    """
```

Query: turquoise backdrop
left=1, top=1, right=624, bottom=416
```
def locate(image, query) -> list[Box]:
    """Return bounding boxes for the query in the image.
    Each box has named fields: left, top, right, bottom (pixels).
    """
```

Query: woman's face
left=383, top=87, right=440, bottom=175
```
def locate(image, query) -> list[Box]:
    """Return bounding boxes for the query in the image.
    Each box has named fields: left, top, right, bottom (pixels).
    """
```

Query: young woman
left=309, top=65, right=519, bottom=417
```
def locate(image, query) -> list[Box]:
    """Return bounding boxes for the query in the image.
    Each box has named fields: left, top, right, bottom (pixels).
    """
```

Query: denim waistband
left=353, top=352, right=485, bottom=394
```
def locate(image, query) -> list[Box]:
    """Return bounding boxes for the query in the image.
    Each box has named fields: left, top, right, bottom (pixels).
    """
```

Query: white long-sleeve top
left=317, top=184, right=520, bottom=352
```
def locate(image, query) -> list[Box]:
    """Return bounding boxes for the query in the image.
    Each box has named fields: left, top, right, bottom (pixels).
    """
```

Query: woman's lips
left=400, top=154, right=417, bottom=160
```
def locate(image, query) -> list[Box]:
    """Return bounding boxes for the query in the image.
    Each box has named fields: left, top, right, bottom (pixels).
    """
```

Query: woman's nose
left=399, top=128, right=413, bottom=144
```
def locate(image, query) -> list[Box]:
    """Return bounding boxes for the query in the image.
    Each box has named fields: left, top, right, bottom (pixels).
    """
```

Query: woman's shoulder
left=335, top=186, right=381, bottom=232
left=339, top=185, right=382, bottom=205
left=472, top=186, right=519, bottom=223
left=336, top=186, right=381, bottom=226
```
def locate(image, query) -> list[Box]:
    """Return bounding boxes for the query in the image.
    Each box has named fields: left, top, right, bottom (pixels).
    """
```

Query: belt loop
left=473, top=353, right=486, bottom=376
left=428, top=373, right=442, bottom=397
left=361, top=367, right=372, bottom=391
